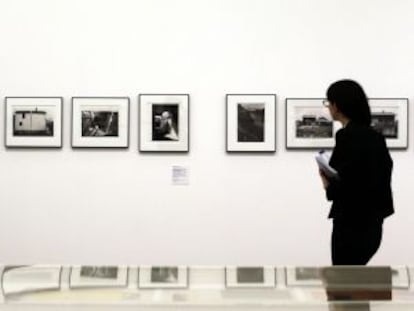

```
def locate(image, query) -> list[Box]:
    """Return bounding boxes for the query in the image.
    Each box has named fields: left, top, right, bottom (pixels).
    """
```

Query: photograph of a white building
left=13, top=107, right=54, bottom=136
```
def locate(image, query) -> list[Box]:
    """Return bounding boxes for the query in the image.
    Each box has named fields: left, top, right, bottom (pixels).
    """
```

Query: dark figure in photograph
left=152, top=105, right=179, bottom=141
left=82, top=111, right=119, bottom=137
left=319, top=79, right=394, bottom=266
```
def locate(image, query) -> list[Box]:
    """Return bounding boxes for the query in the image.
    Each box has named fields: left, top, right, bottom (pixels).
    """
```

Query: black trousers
left=331, top=219, right=383, bottom=265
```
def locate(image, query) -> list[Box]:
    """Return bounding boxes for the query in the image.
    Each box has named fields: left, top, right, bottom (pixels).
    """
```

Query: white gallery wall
left=0, top=0, right=413, bottom=265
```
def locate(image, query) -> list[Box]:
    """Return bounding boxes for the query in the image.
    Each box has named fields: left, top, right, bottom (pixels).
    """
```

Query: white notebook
left=315, top=150, right=339, bottom=179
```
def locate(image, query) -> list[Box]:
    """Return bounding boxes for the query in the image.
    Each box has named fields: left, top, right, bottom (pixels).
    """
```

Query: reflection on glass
left=2, top=265, right=61, bottom=296
left=151, top=267, right=179, bottom=283
left=295, top=267, right=321, bottom=281
left=321, top=266, right=392, bottom=311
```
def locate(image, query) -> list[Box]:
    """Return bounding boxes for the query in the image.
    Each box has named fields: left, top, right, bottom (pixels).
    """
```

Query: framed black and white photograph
left=286, top=98, right=341, bottom=149
left=5, top=97, right=63, bottom=148
left=69, top=266, right=128, bottom=288
left=138, top=266, right=188, bottom=288
left=71, top=97, right=130, bottom=148
left=225, top=266, right=275, bottom=288
left=369, top=98, right=408, bottom=149
left=1, top=265, right=62, bottom=296
left=226, top=94, right=276, bottom=152
left=139, top=94, right=189, bottom=152
left=285, top=267, right=323, bottom=287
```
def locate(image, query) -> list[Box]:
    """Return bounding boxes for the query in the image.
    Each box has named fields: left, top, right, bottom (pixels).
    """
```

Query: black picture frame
left=5, top=97, right=63, bottom=148
left=71, top=97, right=130, bottom=149
left=139, top=94, right=190, bottom=153
left=226, top=94, right=277, bottom=153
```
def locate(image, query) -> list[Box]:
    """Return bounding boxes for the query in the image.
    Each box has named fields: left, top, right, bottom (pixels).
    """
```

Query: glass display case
left=0, top=265, right=413, bottom=311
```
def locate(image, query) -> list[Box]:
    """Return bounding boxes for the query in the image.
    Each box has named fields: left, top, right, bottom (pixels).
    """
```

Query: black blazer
left=326, top=121, right=394, bottom=222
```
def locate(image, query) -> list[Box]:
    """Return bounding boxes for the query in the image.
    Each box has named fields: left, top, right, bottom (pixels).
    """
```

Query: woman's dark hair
left=326, top=79, right=371, bottom=126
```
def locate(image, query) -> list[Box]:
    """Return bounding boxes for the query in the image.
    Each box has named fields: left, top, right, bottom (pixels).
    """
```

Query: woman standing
left=320, top=79, right=394, bottom=265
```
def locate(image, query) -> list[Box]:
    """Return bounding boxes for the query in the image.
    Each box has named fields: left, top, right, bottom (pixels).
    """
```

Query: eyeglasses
left=322, top=100, right=330, bottom=107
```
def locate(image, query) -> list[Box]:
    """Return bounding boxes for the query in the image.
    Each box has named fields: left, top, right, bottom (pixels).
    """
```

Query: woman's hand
left=319, top=169, right=330, bottom=189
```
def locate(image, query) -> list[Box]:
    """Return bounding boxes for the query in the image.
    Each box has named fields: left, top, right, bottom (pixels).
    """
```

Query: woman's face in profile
left=326, top=101, right=340, bottom=121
